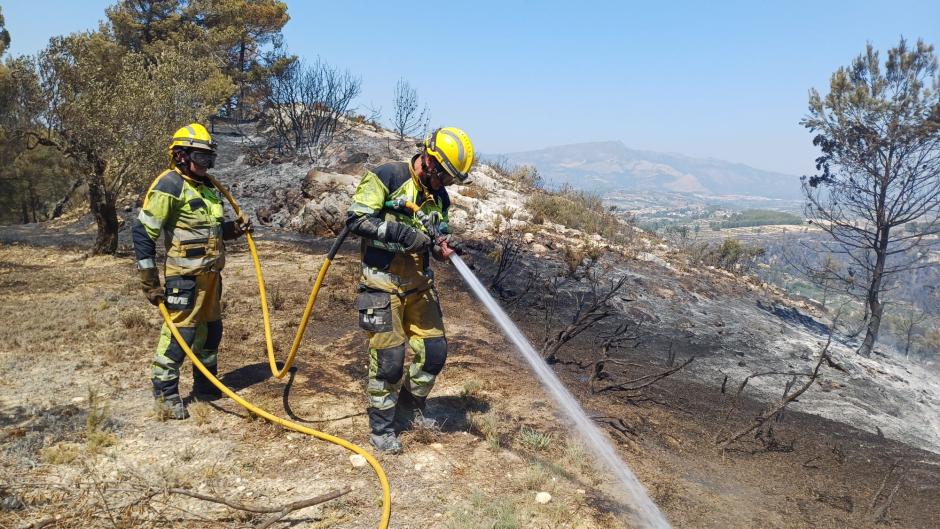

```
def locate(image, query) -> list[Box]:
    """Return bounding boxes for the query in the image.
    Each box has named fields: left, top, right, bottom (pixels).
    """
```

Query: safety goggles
left=428, top=157, right=455, bottom=186
left=189, top=149, right=217, bottom=169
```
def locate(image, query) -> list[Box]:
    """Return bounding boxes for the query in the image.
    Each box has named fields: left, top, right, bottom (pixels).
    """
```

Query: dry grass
left=446, top=489, right=520, bottom=529
left=468, top=410, right=508, bottom=451
left=119, top=310, right=149, bottom=329
left=460, top=378, right=483, bottom=399
left=269, top=285, right=286, bottom=311
left=527, top=187, right=633, bottom=244
left=513, top=462, right=550, bottom=491
left=460, top=184, right=491, bottom=200
left=188, top=401, right=213, bottom=426
left=39, top=442, right=81, bottom=464
left=517, top=426, right=553, bottom=452
left=406, top=416, right=443, bottom=444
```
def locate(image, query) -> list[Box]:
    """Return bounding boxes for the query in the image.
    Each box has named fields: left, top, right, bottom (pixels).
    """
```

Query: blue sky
left=5, top=1, right=939, bottom=175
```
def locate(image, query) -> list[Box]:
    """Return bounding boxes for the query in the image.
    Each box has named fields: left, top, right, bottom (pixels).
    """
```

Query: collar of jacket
left=409, top=154, right=434, bottom=203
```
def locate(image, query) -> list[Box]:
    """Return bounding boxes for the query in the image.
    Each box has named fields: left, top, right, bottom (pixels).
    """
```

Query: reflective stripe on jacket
left=134, top=169, right=226, bottom=276
left=349, top=159, right=450, bottom=294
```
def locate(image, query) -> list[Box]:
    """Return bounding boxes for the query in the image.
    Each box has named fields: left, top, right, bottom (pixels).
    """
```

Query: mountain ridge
left=495, top=140, right=802, bottom=199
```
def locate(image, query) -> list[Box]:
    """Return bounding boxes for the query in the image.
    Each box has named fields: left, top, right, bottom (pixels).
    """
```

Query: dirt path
left=1, top=240, right=938, bottom=528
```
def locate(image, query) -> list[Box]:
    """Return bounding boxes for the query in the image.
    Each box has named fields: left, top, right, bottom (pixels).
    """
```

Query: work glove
left=140, top=267, right=164, bottom=306
left=236, top=213, right=254, bottom=234
left=222, top=214, right=253, bottom=240
left=399, top=226, right=432, bottom=253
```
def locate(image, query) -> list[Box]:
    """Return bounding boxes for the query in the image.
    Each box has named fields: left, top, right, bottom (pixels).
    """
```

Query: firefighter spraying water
left=139, top=123, right=670, bottom=529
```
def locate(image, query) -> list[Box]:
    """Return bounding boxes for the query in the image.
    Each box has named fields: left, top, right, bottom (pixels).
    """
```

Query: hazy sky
left=5, top=1, right=940, bottom=176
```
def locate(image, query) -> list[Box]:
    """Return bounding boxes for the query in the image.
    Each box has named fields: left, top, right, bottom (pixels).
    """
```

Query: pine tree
left=186, top=0, right=290, bottom=119
left=106, top=0, right=184, bottom=53
left=802, top=38, right=940, bottom=357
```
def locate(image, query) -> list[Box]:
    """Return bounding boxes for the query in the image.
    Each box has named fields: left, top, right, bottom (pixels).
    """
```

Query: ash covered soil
left=1, top=236, right=939, bottom=529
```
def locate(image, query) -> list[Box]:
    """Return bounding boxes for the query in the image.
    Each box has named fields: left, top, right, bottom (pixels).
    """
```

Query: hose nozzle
left=435, top=236, right=455, bottom=260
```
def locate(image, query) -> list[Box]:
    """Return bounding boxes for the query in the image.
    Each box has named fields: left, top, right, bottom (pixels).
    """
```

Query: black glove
left=399, top=226, right=432, bottom=253
left=222, top=214, right=253, bottom=240
left=140, top=267, right=164, bottom=306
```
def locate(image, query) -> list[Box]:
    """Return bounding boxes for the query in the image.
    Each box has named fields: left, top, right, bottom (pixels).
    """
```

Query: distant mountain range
left=495, top=141, right=801, bottom=199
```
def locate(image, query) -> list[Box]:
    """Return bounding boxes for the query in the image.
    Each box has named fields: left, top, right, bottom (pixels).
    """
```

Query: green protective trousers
left=151, top=272, right=223, bottom=399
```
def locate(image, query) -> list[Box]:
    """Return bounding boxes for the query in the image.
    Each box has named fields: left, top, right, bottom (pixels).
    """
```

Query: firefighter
left=346, top=127, right=474, bottom=453
left=133, top=123, right=251, bottom=419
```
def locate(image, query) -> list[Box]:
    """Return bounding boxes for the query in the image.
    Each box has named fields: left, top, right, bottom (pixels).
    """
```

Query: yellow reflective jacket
left=132, top=169, right=226, bottom=277
left=347, top=158, right=450, bottom=294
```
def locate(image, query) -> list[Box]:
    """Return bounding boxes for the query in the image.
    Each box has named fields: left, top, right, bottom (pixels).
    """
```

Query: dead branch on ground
left=593, top=357, right=695, bottom=396
left=869, top=459, right=905, bottom=524
left=7, top=474, right=352, bottom=529
left=541, top=271, right=631, bottom=364
left=714, top=334, right=833, bottom=449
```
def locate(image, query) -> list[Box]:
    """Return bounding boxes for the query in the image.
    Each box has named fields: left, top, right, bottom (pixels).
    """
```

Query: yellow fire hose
left=156, top=175, right=391, bottom=529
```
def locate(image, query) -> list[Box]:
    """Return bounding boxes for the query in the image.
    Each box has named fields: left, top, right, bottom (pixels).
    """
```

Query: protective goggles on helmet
left=188, top=149, right=217, bottom=169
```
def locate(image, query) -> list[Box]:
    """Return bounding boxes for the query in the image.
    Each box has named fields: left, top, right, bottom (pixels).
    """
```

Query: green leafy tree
left=186, top=0, right=290, bottom=119
left=106, top=0, right=292, bottom=120
left=801, top=38, right=940, bottom=357
left=0, top=7, right=82, bottom=225
left=106, top=0, right=184, bottom=53
left=0, top=6, right=10, bottom=57
left=33, top=31, right=232, bottom=253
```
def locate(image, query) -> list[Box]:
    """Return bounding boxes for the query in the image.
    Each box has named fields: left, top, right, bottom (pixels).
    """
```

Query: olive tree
left=32, top=31, right=232, bottom=254
left=802, top=38, right=940, bottom=357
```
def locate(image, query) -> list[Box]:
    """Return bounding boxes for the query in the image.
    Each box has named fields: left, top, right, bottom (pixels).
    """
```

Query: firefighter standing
left=346, top=127, right=474, bottom=453
left=133, top=123, right=251, bottom=419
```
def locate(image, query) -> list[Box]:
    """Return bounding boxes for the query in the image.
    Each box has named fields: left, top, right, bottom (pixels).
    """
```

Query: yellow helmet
left=424, top=127, right=474, bottom=183
left=168, top=123, right=216, bottom=165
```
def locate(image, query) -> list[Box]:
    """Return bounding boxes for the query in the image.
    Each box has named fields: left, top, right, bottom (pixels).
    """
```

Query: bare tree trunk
left=859, top=228, right=890, bottom=357
left=238, top=39, right=246, bottom=121
left=87, top=162, right=118, bottom=255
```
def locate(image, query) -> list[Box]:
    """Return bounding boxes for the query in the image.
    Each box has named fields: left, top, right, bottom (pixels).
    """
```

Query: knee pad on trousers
left=422, top=336, right=448, bottom=375
left=375, top=344, right=406, bottom=383
left=164, top=326, right=196, bottom=366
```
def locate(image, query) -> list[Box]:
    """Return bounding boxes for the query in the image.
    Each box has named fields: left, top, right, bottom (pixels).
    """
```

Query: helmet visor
left=189, top=150, right=217, bottom=169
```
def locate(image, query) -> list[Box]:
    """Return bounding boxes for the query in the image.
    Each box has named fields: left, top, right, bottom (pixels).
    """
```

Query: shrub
left=689, top=238, right=765, bottom=272
left=460, top=379, right=483, bottom=399
left=461, top=184, right=490, bottom=200
left=526, top=186, right=632, bottom=244
left=484, top=158, right=543, bottom=191
left=85, top=389, right=117, bottom=454
left=120, top=311, right=149, bottom=329
left=468, top=411, right=506, bottom=450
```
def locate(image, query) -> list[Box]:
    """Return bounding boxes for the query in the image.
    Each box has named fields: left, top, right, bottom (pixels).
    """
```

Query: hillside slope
left=1, top=123, right=939, bottom=528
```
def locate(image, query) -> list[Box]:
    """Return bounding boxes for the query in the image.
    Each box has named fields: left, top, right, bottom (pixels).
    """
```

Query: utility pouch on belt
left=356, top=290, right=392, bottom=333
left=164, top=276, right=197, bottom=311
